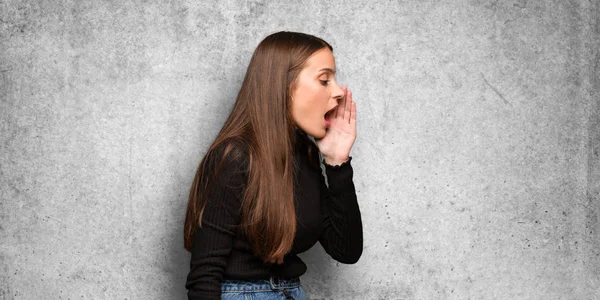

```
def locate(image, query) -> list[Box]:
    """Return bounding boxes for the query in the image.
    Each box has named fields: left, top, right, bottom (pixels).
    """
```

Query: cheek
left=305, top=86, right=328, bottom=108
left=308, top=91, right=329, bottom=119
left=296, top=88, right=316, bottom=108
left=293, top=81, right=328, bottom=119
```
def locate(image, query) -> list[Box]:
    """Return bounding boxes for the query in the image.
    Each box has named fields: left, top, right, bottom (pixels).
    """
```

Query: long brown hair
left=184, top=31, right=332, bottom=264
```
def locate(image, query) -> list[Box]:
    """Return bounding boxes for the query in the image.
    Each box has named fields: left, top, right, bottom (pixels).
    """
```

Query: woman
left=184, top=31, right=363, bottom=300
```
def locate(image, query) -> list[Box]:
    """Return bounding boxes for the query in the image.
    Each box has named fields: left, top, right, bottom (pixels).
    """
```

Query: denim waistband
left=221, top=276, right=301, bottom=292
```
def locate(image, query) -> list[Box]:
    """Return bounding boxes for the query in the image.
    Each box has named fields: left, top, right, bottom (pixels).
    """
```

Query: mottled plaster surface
left=1, top=0, right=598, bottom=299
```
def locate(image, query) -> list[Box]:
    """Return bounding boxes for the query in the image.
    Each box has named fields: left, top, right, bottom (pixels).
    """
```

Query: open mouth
left=324, top=107, right=336, bottom=127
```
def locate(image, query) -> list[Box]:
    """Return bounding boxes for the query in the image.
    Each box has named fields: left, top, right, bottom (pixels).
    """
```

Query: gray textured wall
left=1, top=0, right=598, bottom=299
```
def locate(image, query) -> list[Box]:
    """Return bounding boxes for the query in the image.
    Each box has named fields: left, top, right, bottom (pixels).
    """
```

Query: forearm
left=319, top=157, right=363, bottom=263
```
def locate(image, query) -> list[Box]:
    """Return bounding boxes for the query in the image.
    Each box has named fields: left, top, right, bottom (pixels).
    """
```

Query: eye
left=320, top=80, right=330, bottom=86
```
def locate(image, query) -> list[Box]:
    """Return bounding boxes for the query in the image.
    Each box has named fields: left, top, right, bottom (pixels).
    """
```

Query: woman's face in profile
left=291, top=48, right=344, bottom=138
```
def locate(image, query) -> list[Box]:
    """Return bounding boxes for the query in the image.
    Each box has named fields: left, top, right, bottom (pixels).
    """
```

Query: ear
left=288, top=78, right=298, bottom=102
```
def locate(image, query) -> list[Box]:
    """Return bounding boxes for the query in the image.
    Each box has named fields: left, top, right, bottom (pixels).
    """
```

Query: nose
left=331, top=81, right=344, bottom=102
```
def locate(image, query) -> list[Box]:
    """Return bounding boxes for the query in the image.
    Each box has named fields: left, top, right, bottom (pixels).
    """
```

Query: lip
left=324, top=107, right=336, bottom=127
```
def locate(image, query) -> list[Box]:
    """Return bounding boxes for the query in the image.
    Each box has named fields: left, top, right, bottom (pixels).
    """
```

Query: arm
left=318, top=157, right=363, bottom=264
left=186, top=145, right=247, bottom=300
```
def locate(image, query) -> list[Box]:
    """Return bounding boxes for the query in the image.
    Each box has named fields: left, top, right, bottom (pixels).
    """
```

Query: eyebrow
left=318, top=68, right=336, bottom=74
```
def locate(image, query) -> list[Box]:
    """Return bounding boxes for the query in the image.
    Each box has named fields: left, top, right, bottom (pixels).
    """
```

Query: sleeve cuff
left=323, top=156, right=353, bottom=192
left=322, top=156, right=352, bottom=169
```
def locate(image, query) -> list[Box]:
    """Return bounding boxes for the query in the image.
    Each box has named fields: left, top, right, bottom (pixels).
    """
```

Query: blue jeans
left=221, top=276, right=307, bottom=300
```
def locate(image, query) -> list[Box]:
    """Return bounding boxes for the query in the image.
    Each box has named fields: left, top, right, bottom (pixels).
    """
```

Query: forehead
left=302, top=48, right=336, bottom=73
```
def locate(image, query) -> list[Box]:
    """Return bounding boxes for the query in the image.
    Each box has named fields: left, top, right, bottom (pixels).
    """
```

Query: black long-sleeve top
left=185, top=128, right=363, bottom=299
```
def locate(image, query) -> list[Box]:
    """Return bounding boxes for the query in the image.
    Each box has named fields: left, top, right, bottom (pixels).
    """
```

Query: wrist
left=323, top=156, right=349, bottom=167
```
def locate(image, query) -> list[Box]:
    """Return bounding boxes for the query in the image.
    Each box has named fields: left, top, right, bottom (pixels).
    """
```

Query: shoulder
left=206, top=138, right=250, bottom=178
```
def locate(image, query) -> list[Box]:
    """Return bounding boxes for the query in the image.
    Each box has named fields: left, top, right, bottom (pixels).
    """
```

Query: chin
left=298, top=122, right=327, bottom=139
left=311, top=127, right=327, bottom=139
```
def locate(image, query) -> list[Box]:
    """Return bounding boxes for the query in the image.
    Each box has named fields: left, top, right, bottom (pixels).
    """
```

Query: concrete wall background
left=1, top=0, right=598, bottom=299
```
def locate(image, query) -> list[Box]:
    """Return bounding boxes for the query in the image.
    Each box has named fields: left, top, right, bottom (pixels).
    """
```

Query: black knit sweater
left=185, top=128, right=363, bottom=299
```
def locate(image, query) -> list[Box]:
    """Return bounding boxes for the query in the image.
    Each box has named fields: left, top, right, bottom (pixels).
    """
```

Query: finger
left=350, top=101, right=356, bottom=127
left=336, top=86, right=347, bottom=118
left=345, top=90, right=353, bottom=122
left=336, top=89, right=346, bottom=119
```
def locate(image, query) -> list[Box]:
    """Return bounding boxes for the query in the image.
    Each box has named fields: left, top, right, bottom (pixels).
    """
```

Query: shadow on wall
left=298, top=244, right=336, bottom=299
left=162, top=193, right=189, bottom=299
